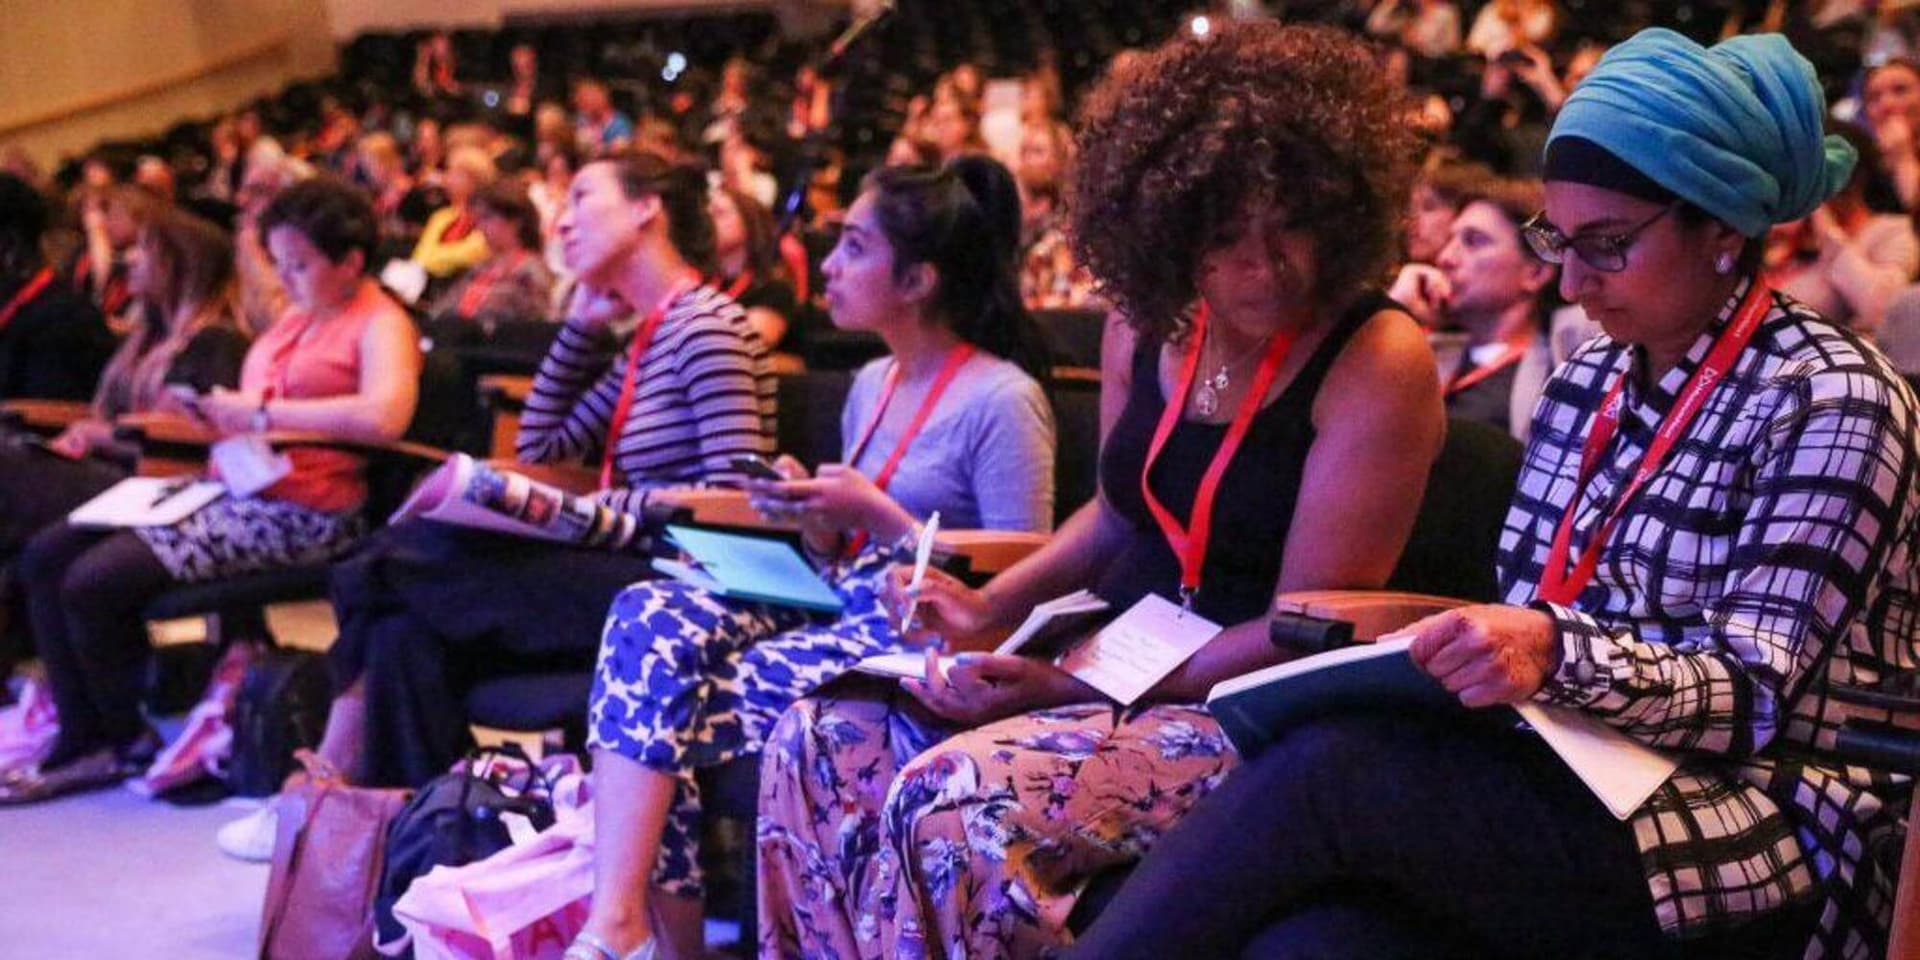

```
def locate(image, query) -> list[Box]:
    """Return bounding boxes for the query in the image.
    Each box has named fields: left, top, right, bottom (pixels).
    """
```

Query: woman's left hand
left=1405, top=604, right=1559, bottom=708
left=902, top=652, right=1099, bottom=727
left=194, top=387, right=264, bottom=436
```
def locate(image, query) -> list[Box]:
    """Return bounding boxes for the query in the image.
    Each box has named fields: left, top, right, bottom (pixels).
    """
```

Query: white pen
left=901, top=511, right=940, bottom=635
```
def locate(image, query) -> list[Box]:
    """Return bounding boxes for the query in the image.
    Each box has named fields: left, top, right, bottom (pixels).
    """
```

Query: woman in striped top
left=215, top=152, right=775, bottom=857
left=565, top=157, right=1057, bottom=960
left=517, top=153, right=776, bottom=516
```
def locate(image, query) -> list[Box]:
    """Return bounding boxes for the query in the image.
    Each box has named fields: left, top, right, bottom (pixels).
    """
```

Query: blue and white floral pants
left=587, top=547, right=912, bottom=896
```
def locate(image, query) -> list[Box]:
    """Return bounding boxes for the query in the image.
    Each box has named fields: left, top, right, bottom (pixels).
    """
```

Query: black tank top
left=1095, top=293, right=1390, bottom=625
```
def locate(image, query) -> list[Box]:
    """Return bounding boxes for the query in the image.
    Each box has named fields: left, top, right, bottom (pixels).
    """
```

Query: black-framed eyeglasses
left=1521, top=202, right=1679, bottom=273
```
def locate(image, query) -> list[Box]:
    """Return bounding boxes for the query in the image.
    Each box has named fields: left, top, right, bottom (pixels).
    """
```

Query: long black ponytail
left=865, top=155, right=1052, bottom=381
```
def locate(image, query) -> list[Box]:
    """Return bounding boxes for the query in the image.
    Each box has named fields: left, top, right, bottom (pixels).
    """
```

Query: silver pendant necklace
left=1193, top=336, right=1269, bottom=417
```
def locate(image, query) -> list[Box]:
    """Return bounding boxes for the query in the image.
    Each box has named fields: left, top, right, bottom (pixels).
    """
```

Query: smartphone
left=731, top=455, right=784, bottom=481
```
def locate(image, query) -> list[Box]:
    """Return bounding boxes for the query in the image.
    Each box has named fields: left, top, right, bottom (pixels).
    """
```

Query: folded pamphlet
left=1207, top=637, right=1679, bottom=819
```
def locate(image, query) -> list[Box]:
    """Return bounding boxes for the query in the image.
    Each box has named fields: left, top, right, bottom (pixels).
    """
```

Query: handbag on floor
left=130, top=642, right=254, bottom=798
left=373, top=745, right=571, bottom=952
left=0, top=675, right=57, bottom=771
left=385, top=760, right=594, bottom=960
left=229, top=648, right=332, bottom=797
left=259, top=752, right=413, bottom=960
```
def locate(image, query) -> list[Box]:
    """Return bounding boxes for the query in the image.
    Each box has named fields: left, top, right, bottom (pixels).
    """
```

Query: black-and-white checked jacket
left=1501, top=279, right=1917, bottom=957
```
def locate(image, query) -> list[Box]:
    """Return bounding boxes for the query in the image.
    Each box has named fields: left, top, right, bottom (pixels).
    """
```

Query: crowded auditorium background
left=0, top=1, right=1916, bottom=958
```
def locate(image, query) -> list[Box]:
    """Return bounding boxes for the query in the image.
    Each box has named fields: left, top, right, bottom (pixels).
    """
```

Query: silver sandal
left=561, top=932, right=656, bottom=960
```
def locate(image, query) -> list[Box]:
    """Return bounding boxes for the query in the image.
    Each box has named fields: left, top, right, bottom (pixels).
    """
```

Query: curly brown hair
left=1071, top=21, right=1419, bottom=339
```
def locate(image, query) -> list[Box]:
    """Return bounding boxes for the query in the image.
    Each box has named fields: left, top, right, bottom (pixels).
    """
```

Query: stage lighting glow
left=1190, top=15, right=1211, bottom=37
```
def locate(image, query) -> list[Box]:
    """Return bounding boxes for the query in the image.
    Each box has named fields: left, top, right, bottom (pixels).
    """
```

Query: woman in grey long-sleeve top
left=567, top=156, right=1055, bottom=960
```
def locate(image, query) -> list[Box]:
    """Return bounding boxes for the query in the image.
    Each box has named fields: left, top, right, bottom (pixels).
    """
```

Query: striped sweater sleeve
left=515, top=317, right=621, bottom=465
left=591, top=292, right=774, bottom=515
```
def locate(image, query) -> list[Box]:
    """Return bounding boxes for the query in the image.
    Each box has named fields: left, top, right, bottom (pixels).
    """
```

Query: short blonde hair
left=446, top=146, right=498, bottom=186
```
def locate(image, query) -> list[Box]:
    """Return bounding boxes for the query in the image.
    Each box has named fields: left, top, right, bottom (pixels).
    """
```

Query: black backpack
left=226, top=649, right=332, bottom=797
left=373, top=744, right=561, bottom=952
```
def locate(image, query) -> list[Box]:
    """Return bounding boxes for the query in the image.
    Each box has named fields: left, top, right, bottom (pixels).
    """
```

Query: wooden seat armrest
left=1271, top=591, right=1469, bottom=643
left=479, top=374, right=534, bottom=410
left=480, top=459, right=600, bottom=497
left=648, top=487, right=796, bottom=530
left=933, top=530, right=1050, bottom=578
left=0, top=399, right=92, bottom=433
left=114, top=411, right=219, bottom=446
left=253, top=431, right=449, bottom=466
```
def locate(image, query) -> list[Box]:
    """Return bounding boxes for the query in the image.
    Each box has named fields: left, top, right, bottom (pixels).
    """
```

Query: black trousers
left=0, top=437, right=125, bottom=672
left=16, top=523, right=173, bottom=763
left=1065, top=712, right=1717, bottom=960
left=328, top=519, right=657, bottom=787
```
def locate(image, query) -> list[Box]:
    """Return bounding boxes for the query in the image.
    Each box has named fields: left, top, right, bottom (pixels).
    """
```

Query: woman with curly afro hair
left=756, top=21, right=1444, bottom=960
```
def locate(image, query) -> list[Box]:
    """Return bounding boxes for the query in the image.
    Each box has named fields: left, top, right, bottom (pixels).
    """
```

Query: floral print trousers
left=757, top=677, right=1239, bottom=960
left=587, top=549, right=908, bottom=897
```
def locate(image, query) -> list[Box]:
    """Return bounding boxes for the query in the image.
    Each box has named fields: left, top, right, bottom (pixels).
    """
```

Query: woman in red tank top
left=0, top=178, right=419, bottom=805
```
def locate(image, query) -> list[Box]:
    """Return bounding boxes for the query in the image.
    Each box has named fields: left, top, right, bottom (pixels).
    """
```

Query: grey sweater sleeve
left=964, top=369, right=1057, bottom=533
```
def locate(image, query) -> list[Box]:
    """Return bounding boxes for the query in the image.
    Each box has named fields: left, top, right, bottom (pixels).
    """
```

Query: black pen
left=146, top=479, right=193, bottom=510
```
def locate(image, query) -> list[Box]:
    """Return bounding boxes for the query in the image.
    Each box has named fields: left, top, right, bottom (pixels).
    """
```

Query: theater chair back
left=775, top=369, right=854, bottom=468
left=1384, top=417, right=1525, bottom=603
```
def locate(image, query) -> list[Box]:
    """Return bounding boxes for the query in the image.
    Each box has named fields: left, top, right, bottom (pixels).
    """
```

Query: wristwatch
left=251, top=398, right=271, bottom=434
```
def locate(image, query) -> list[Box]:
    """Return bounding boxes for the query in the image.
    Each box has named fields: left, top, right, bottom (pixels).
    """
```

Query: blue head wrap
left=1545, top=28, right=1857, bottom=238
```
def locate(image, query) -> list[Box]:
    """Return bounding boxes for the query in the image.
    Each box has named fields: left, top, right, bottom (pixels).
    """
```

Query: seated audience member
left=568, top=156, right=1057, bottom=960
left=1465, top=0, right=1557, bottom=55
left=1017, top=119, right=1094, bottom=310
left=708, top=185, right=796, bottom=349
left=0, top=175, right=114, bottom=401
left=1067, top=29, right=1916, bottom=960
left=411, top=117, right=447, bottom=181
left=427, top=179, right=554, bottom=328
left=757, top=22, right=1443, bottom=958
left=529, top=143, right=580, bottom=282
left=927, top=90, right=988, bottom=163
left=1766, top=124, right=1919, bottom=336
left=208, top=152, right=776, bottom=858
left=1, top=177, right=420, bottom=804
left=1862, top=57, right=1920, bottom=211
left=1391, top=177, right=1560, bottom=438
left=411, top=146, right=496, bottom=280
left=71, top=182, right=157, bottom=328
left=234, top=154, right=311, bottom=337
left=132, top=156, right=177, bottom=205
left=575, top=79, right=636, bottom=157
left=716, top=125, right=779, bottom=211
left=0, top=209, right=249, bottom=674
left=1366, top=0, right=1463, bottom=59
left=1405, top=159, right=1495, bottom=265
left=356, top=132, right=415, bottom=245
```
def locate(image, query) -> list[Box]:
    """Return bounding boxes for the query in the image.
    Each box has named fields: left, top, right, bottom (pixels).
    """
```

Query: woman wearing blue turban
left=1067, top=28, right=1917, bottom=959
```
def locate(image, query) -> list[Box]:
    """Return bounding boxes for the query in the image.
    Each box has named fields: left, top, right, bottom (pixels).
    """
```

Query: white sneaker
left=215, top=802, right=279, bottom=862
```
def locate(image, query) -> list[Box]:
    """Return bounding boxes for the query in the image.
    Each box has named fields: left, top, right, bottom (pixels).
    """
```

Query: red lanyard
left=1445, top=334, right=1532, bottom=396
left=441, top=210, right=477, bottom=243
left=1141, top=303, right=1297, bottom=607
left=841, top=342, right=976, bottom=557
left=456, top=252, right=528, bottom=318
left=0, top=268, right=55, bottom=334
left=725, top=270, right=753, bottom=302
left=600, top=277, right=700, bottom=490
left=1536, top=281, right=1773, bottom=605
